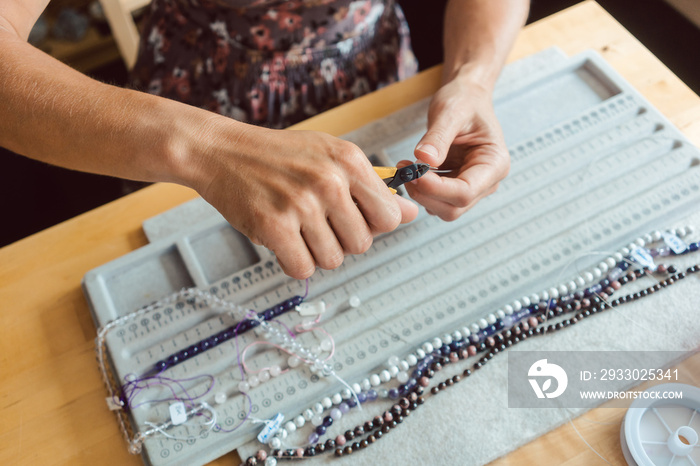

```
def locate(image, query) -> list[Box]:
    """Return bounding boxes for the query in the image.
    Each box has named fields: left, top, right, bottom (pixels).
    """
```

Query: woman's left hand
left=403, top=75, right=510, bottom=221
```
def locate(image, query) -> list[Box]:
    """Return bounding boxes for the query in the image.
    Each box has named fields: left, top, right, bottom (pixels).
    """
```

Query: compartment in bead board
left=83, top=244, right=195, bottom=324
left=185, top=223, right=261, bottom=285
left=495, top=57, right=623, bottom=146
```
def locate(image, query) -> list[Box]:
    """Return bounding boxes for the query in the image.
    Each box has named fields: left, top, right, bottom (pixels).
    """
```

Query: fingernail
left=416, top=143, right=438, bottom=159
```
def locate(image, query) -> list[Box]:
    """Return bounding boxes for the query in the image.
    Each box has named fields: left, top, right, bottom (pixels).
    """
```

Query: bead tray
left=83, top=48, right=700, bottom=466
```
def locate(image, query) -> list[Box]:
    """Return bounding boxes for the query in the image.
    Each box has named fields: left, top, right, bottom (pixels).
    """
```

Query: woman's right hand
left=185, top=120, right=419, bottom=279
left=0, top=1, right=416, bottom=278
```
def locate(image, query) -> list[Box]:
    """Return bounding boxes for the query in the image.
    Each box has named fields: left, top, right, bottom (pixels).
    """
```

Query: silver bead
left=361, top=378, right=371, bottom=391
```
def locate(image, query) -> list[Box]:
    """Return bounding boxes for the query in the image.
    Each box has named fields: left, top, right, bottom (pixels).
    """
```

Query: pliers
left=373, top=163, right=430, bottom=194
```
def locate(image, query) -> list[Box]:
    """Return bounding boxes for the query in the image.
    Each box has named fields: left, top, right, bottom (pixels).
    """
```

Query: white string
left=143, top=402, right=216, bottom=442
left=331, top=371, right=362, bottom=411
left=565, top=410, right=613, bottom=465
left=248, top=416, right=276, bottom=426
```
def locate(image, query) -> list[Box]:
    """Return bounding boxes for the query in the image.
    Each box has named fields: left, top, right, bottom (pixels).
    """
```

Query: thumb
left=414, top=114, right=459, bottom=167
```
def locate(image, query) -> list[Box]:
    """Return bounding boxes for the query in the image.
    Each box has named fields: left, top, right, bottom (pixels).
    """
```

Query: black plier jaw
left=374, top=163, right=430, bottom=193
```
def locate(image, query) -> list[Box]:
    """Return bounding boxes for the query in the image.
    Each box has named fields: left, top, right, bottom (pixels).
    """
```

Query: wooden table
left=2, top=2, right=699, bottom=464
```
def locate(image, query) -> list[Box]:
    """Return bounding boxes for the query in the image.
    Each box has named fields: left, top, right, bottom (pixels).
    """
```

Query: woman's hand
left=0, top=13, right=416, bottom=281
left=403, top=75, right=510, bottom=221
left=192, top=122, right=418, bottom=279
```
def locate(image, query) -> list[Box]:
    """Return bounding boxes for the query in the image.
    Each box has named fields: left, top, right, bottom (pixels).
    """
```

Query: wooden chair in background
left=98, top=0, right=150, bottom=69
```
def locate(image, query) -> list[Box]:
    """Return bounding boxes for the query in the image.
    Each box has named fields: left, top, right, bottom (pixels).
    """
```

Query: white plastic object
left=296, top=301, right=326, bottom=316
left=169, top=401, right=187, bottom=425
left=620, top=383, right=700, bottom=465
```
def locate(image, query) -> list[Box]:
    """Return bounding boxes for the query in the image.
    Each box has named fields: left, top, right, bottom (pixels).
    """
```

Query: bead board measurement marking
left=83, top=51, right=700, bottom=466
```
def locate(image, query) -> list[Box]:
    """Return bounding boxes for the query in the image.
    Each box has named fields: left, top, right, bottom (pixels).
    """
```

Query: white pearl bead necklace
left=261, top=226, right=695, bottom=450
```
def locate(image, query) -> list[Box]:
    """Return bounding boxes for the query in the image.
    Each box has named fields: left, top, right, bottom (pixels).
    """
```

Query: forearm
left=442, top=0, right=529, bottom=87
left=0, top=25, right=239, bottom=189
left=0, top=19, right=417, bottom=279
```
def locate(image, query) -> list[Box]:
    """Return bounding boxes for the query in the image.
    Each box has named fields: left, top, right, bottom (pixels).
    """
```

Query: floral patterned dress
left=131, top=0, right=418, bottom=128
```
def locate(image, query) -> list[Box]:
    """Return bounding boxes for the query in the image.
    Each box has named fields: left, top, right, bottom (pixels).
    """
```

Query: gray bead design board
left=82, top=48, right=700, bottom=466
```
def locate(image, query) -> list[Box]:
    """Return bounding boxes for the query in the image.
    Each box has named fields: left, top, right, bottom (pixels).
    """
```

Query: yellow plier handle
left=373, top=167, right=400, bottom=194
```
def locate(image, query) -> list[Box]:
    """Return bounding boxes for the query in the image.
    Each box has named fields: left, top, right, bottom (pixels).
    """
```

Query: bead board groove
left=83, top=49, right=700, bottom=466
